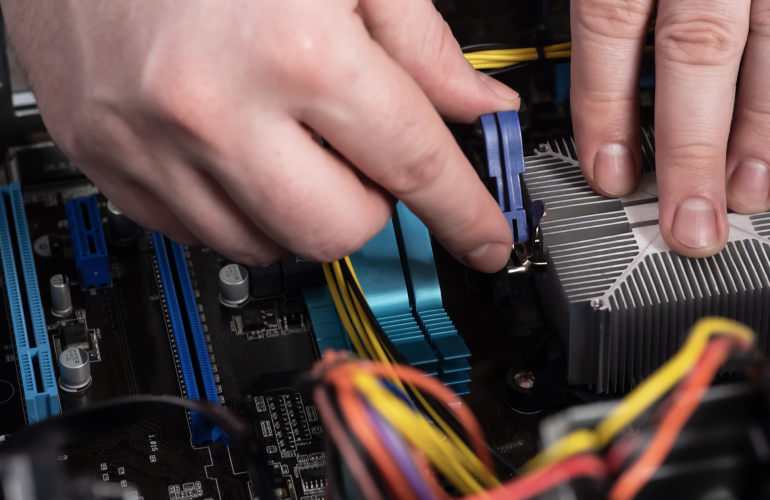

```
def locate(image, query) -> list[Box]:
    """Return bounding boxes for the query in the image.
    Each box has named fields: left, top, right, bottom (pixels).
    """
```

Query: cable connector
left=481, top=110, right=530, bottom=243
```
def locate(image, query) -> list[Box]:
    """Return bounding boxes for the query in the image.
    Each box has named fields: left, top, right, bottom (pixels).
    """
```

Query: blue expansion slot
left=151, top=232, right=222, bottom=443
left=0, top=183, right=60, bottom=423
left=171, top=241, right=219, bottom=406
left=66, top=196, right=110, bottom=288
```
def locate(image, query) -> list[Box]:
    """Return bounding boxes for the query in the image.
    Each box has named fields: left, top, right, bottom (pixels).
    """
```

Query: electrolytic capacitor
left=58, top=347, right=91, bottom=392
left=219, top=264, right=250, bottom=307
left=107, top=200, right=138, bottom=245
left=50, top=274, right=73, bottom=317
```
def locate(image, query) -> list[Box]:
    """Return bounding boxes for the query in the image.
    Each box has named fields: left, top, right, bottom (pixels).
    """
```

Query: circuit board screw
left=513, top=370, right=536, bottom=389
left=537, top=144, right=549, bottom=153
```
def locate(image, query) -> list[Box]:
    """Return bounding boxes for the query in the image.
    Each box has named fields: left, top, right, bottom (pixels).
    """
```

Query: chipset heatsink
left=523, top=129, right=770, bottom=393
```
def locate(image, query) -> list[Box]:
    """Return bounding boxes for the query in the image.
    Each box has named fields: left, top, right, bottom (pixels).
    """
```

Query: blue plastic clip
left=480, top=110, right=529, bottom=243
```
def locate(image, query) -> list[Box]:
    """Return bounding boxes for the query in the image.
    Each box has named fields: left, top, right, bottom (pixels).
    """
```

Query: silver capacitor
left=219, top=264, right=250, bottom=307
left=58, top=347, right=91, bottom=392
left=107, top=200, right=138, bottom=245
left=50, top=274, right=73, bottom=317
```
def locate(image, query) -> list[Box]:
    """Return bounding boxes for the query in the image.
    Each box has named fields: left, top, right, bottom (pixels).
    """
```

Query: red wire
left=321, top=358, right=493, bottom=469
left=608, top=336, right=746, bottom=500
left=461, top=454, right=607, bottom=500
left=336, top=379, right=418, bottom=500
left=313, top=385, right=386, bottom=500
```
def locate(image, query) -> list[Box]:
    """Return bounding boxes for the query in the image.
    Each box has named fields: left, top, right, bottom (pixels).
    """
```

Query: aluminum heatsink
left=522, top=129, right=770, bottom=393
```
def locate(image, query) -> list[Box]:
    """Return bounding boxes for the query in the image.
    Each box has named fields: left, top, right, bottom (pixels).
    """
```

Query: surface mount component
left=58, top=347, right=91, bottom=392
left=60, top=321, right=89, bottom=350
left=523, top=131, right=770, bottom=392
left=219, top=263, right=250, bottom=307
left=49, top=274, right=73, bottom=317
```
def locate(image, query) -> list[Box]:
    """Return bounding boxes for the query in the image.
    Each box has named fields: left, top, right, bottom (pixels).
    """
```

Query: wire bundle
left=319, top=257, right=504, bottom=498
left=315, top=258, right=758, bottom=500
left=464, top=21, right=656, bottom=73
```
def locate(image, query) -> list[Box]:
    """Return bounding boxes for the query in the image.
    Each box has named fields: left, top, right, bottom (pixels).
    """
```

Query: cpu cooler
left=523, top=129, right=770, bottom=393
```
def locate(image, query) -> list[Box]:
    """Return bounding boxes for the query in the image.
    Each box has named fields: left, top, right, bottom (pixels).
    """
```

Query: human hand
left=1, top=0, right=520, bottom=272
left=571, top=0, right=764, bottom=257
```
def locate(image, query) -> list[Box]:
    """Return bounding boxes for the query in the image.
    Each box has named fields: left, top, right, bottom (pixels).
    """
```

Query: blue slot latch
left=480, top=110, right=537, bottom=244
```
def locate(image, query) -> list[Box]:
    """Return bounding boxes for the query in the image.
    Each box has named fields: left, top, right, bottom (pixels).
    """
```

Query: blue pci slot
left=171, top=241, right=219, bottom=406
left=66, top=196, right=110, bottom=288
left=151, top=232, right=222, bottom=443
left=0, top=183, right=60, bottom=423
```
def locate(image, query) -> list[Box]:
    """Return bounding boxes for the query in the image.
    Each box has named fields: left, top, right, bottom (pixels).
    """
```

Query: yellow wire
left=464, top=43, right=655, bottom=71
left=332, top=261, right=378, bottom=357
left=523, top=317, right=754, bottom=471
left=354, top=372, right=490, bottom=494
left=323, top=263, right=368, bottom=357
left=325, top=258, right=499, bottom=489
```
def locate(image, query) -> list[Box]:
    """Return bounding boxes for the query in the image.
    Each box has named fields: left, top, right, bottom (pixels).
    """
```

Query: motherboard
left=0, top=140, right=556, bottom=500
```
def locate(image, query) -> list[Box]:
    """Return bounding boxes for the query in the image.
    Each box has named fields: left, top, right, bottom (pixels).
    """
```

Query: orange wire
left=336, top=378, right=419, bottom=500
left=462, top=454, right=607, bottom=500
left=313, top=385, right=385, bottom=500
left=322, top=359, right=493, bottom=469
left=410, top=446, right=453, bottom=500
left=608, top=337, right=744, bottom=500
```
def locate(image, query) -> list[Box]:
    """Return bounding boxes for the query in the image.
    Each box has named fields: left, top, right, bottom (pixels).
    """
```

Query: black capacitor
left=107, top=200, right=139, bottom=245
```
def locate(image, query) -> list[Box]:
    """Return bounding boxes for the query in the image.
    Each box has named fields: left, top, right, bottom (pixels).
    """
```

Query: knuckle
left=664, top=141, right=723, bottom=180
left=140, top=61, right=225, bottom=149
left=301, top=215, right=389, bottom=263
left=381, top=139, right=448, bottom=196
left=751, top=3, right=770, bottom=38
left=577, top=0, right=652, bottom=40
left=656, top=18, right=743, bottom=66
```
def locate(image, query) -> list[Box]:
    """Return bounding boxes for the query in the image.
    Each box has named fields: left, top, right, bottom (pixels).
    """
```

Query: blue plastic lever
left=480, top=110, right=529, bottom=243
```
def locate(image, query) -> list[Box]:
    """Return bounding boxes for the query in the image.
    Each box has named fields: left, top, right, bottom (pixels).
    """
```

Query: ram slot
left=0, top=183, right=59, bottom=423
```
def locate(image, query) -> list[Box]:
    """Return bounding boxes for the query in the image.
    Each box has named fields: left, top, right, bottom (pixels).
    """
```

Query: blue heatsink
left=304, top=203, right=471, bottom=395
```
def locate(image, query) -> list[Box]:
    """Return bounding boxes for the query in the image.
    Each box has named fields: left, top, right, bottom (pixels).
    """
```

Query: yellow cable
left=523, top=317, right=754, bottom=471
left=332, top=261, right=377, bottom=357
left=355, top=373, right=489, bottom=494
left=464, top=44, right=655, bottom=71
left=327, top=258, right=499, bottom=488
left=322, top=263, right=368, bottom=357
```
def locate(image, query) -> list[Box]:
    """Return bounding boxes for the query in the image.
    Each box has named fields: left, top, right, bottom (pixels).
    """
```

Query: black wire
left=461, top=42, right=520, bottom=53
left=337, top=259, right=518, bottom=474
left=1, top=395, right=276, bottom=500
left=483, top=57, right=572, bottom=77
left=323, top=385, right=389, bottom=500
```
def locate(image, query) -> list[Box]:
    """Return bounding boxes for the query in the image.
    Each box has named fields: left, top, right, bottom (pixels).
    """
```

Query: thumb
left=358, top=0, right=520, bottom=123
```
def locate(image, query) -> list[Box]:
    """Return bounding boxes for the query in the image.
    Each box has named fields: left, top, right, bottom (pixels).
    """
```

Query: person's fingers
left=570, top=0, right=655, bottom=198
left=146, top=164, right=288, bottom=266
left=357, top=0, right=519, bottom=123
left=726, top=0, right=770, bottom=214
left=91, top=175, right=201, bottom=246
left=292, top=17, right=512, bottom=272
left=655, top=0, right=750, bottom=257
left=207, top=116, right=396, bottom=264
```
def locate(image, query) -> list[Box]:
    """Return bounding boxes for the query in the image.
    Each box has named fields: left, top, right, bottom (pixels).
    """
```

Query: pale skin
left=1, top=0, right=766, bottom=273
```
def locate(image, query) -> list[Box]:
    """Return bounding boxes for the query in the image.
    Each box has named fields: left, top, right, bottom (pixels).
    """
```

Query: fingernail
left=594, top=143, right=636, bottom=196
left=476, top=71, right=520, bottom=102
left=463, top=242, right=512, bottom=273
left=727, top=159, right=770, bottom=206
left=672, top=199, right=718, bottom=249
